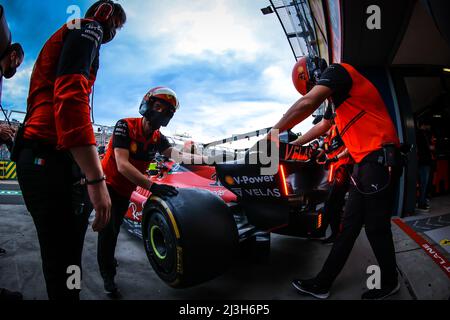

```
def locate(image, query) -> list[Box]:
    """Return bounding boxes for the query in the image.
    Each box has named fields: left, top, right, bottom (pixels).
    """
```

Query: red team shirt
left=102, top=118, right=171, bottom=198
left=25, top=19, right=103, bottom=149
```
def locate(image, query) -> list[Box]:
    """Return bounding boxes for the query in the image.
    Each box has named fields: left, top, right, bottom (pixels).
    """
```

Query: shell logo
left=225, top=176, right=235, bottom=185
left=130, top=142, right=138, bottom=154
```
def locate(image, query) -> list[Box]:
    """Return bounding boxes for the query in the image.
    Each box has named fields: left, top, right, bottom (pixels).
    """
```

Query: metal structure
left=266, top=0, right=327, bottom=116
left=268, top=0, right=320, bottom=60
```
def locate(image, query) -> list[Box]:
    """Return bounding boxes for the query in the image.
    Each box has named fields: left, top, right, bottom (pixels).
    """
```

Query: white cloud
left=2, top=64, right=32, bottom=108
left=105, top=0, right=295, bottom=74
left=262, top=62, right=301, bottom=102
left=124, top=1, right=272, bottom=61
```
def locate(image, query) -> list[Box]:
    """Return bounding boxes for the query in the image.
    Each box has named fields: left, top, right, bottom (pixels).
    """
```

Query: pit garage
left=1, top=0, right=450, bottom=301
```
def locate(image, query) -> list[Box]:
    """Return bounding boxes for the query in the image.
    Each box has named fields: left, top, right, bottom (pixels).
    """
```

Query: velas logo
left=230, top=175, right=275, bottom=185
left=130, top=142, right=138, bottom=154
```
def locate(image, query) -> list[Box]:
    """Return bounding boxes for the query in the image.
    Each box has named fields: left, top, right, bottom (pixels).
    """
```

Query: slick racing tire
left=142, top=188, right=239, bottom=288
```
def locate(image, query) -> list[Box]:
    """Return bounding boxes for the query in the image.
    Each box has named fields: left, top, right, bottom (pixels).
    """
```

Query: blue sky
left=2, top=0, right=313, bottom=143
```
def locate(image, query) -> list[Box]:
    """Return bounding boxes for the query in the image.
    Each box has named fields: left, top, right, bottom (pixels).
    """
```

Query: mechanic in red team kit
left=15, top=1, right=126, bottom=300
left=98, top=87, right=207, bottom=296
left=269, top=56, right=402, bottom=300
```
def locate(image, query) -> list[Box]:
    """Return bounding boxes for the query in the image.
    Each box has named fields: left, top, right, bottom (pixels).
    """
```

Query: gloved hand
left=317, top=155, right=338, bottom=165
left=150, top=183, right=179, bottom=198
left=310, top=139, right=320, bottom=150
left=325, top=156, right=338, bottom=165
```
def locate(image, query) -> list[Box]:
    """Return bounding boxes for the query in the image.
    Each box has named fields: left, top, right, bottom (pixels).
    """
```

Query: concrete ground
left=0, top=181, right=449, bottom=300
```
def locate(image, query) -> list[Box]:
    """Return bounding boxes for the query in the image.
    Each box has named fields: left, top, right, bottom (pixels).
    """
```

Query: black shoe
left=361, top=282, right=400, bottom=300
left=292, top=279, right=330, bottom=299
left=321, top=235, right=337, bottom=246
left=0, top=288, right=23, bottom=300
left=0, top=247, right=6, bottom=256
left=103, top=276, right=120, bottom=297
left=416, top=205, right=430, bottom=213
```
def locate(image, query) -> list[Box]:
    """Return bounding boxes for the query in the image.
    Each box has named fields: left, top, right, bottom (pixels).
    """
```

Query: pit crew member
left=270, top=57, right=401, bottom=300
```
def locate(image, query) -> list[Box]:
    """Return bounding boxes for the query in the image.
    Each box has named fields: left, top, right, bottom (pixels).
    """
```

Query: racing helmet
left=139, top=86, right=180, bottom=117
left=292, top=56, right=328, bottom=95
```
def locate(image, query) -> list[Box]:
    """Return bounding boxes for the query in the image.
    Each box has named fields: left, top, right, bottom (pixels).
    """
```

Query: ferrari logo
left=440, top=239, right=450, bottom=247
left=297, top=66, right=306, bottom=80
left=130, top=142, right=138, bottom=154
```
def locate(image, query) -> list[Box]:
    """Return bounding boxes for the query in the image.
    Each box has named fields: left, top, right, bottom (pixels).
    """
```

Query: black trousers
left=315, top=152, right=400, bottom=288
left=324, top=165, right=352, bottom=237
left=97, top=185, right=130, bottom=279
left=16, top=146, right=92, bottom=300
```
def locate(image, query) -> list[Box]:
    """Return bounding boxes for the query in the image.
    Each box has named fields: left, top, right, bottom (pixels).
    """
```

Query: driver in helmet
left=269, top=57, right=401, bottom=300
left=98, top=86, right=207, bottom=297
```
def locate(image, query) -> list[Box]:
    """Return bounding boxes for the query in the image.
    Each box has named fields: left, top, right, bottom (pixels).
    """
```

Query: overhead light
left=443, top=68, right=450, bottom=73
left=261, top=6, right=274, bottom=15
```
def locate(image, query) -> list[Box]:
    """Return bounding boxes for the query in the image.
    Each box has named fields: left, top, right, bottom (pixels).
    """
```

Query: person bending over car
left=99, top=86, right=207, bottom=296
left=268, top=57, right=401, bottom=300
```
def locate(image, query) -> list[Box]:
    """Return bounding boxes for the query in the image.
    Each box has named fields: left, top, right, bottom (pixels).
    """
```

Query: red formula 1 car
left=123, top=155, right=237, bottom=238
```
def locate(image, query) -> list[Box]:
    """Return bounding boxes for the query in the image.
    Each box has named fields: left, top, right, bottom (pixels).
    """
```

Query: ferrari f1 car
left=127, top=133, right=330, bottom=288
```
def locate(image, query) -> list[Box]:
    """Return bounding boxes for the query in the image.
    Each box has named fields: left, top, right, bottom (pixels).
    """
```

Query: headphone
left=308, top=56, right=328, bottom=84
left=94, top=1, right=115, bottom=23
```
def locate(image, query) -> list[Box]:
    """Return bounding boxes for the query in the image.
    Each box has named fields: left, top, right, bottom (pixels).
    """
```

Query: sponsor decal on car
left=230, top=187, right=281, bottom=198
left=244, top=188, right=281, bottom=198
left=211, top=190, right=226, bottom=197
left=225, top=175, right=275, bottom=186
left=284, top=144, right=310, bottom=161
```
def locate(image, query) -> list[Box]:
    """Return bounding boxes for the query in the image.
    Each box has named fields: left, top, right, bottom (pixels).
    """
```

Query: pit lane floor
left=0, top=181, right=449, bottom=300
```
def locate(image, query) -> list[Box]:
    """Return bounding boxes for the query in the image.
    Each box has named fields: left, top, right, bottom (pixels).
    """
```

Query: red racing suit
left=102, top=118, right=172, bottom=198
left=24, top=19, right=103, bottom=149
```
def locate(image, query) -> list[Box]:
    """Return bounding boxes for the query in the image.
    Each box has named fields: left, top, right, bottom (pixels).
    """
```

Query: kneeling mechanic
left=98, top=87, right=207, bottom=296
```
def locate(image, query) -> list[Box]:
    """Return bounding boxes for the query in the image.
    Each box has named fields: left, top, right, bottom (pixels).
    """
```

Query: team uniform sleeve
left=53, top=21, right=103, bottom=149
left=157, top=134, right=172, bottom=154
left=112, top=120, right=131, bottom=150
left=317, top=64, right=352, bottom=93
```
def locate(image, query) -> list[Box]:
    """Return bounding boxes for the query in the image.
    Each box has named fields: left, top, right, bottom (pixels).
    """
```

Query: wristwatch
left=84, top=175, right=107, bottom=185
